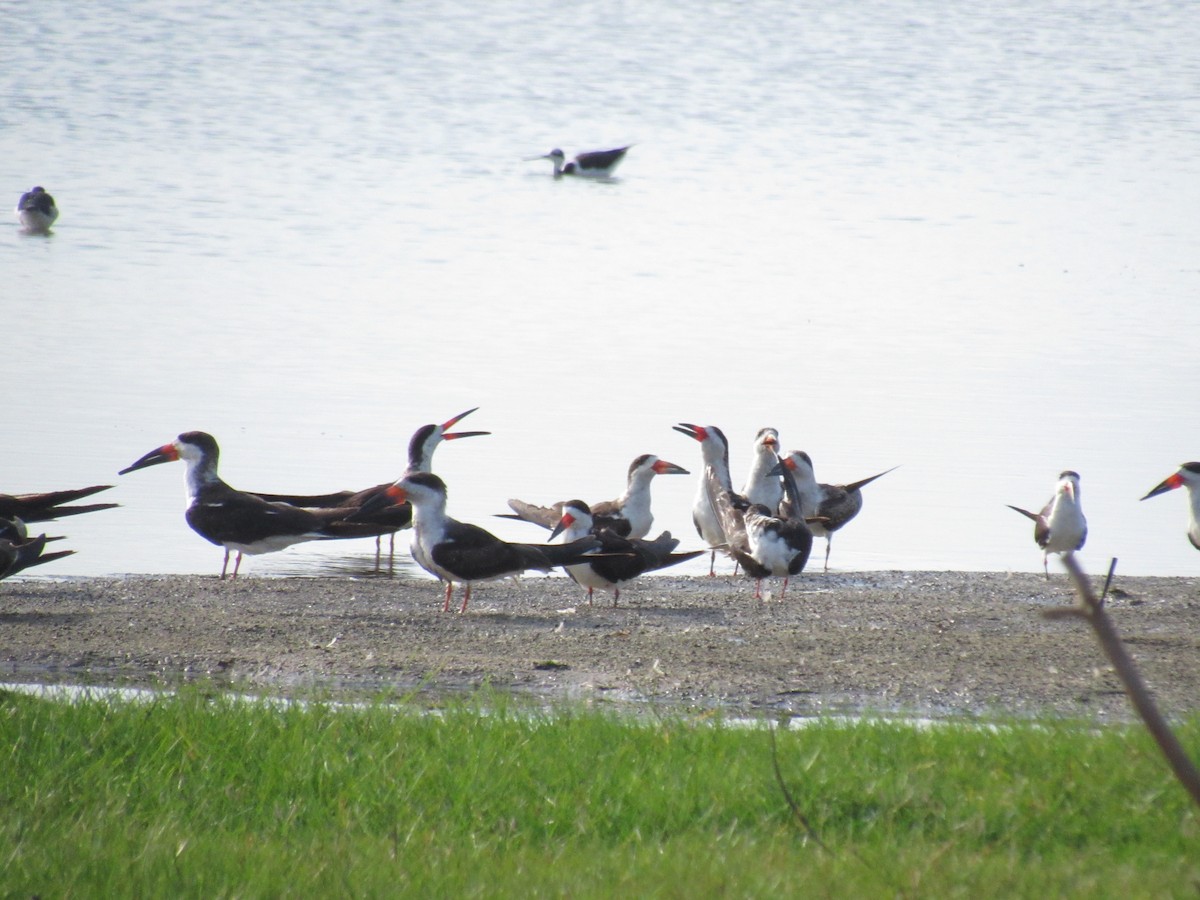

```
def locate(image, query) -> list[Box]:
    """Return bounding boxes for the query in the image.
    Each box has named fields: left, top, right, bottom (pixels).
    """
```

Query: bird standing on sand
left=776, top=450, right=897, bottom=572
left=673, top=423, right=733, bottom=575
left=502, top=454, right=688, bottom=540
left=741, top=427, right=784, bottom=512
left=1141, top=462, right=1200, bottom=552
left=251, top=408, right=489, bottom=571
left=352, top=472, right=601, bottom=613
left=548, top=499, right=704, bottom=605
left=119, top=431, right=393, bottom=578
left=16, top=186, right=58, bottom=232
left=705, top=462, right=813, bottom=600
left=1007, top=470, right=1088, bottom=577
left=529, top=146, right=630, bottom=178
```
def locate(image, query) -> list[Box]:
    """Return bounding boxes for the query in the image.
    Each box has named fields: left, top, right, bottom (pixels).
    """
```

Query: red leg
left=443, top=582, right=453, bottom=612
left=459, top=582, right=472, bottom=614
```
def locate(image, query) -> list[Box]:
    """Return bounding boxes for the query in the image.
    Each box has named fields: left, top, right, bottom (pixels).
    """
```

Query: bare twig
left=1048, top=553, right=1200, bottom=810
left=768, top=720, right=831, bottom=853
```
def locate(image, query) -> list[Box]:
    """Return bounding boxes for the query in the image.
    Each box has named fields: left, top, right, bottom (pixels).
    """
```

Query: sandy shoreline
left=1, top=570, right=1198, bottom=720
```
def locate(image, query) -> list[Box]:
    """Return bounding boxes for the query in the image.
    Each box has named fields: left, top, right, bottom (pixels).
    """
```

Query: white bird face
left=753, top=428, right=779, bottom=455
left=1055, top=471, right=1081, bottom=502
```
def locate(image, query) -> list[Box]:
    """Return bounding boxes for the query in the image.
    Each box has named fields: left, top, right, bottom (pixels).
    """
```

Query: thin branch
left=1049, top=553, right=1200, bottom=810
left=768, top=720, right=831, bottom=853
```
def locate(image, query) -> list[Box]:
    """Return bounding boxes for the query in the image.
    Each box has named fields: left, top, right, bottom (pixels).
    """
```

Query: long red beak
left=652, top=459, right=689, bottom=475
left=118, top=443, right=179, bottom=475
left=548, top=512, right=576, bottom=542
left=440, top=407, right=490, bottom=441
left=673, top=423, right=707, bottom=442
left=1141, top=472, right=1183, bottom=501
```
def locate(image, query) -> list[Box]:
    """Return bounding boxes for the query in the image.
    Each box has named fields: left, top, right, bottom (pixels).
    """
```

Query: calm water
left=3, top=1, right=1198, bottom=579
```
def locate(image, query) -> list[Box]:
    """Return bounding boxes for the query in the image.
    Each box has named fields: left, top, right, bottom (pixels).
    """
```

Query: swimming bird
left=775, top=451, right=898, bottom=572
left=16, top=186, right=58, bottom=232
left=706, top=462, right=812, bottom=599
left=353, top=472, right=601, bottom=613
left=529, top=146, right=630, bottom=178
left=673, top=423, right=733, bottom=575
left=1007, top=470, right=1088, bottom=577
left=0, top=485, right=117, bottom=523
left=501, top=454, right=688, bottom=539
left=119, top=431, right=394, bottom=578
left=548, top=499, right=704, bottom=606
left=251, top=408, right=489, bottom=571
left=1140, top=462, right=1200, bottom=552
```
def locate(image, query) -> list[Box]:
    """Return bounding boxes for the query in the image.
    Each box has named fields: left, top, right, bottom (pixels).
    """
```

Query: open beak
left=1141, top=472, right=1183, bottom=501
left=119, top=443, right=179, bottom=475
left=673, top=423, right=707, bottom=442
left=652, top=459, right=689, bottom=475
left=440, top=407, right=490, bottom=441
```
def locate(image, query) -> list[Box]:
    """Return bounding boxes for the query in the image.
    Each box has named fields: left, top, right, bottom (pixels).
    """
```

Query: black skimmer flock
left=548, top=500, right=704, bottom=605
left=1007, top=470, right=1088, bottom=577
left=16, top=186, right=58, bottom=232
left=353, top=472, right=602, bottom=613
left=705, top=464, right=813, bottom=599
left=0, top=517, right=74, bottom=580
left=775, top=451, right=898, bottom=572
left=0, top=485, right=117, bottom=524
left=530, top=146, right=630, bottom=178
left=252, top=408, right=489, bottom=571
left=673, top=423, right=733, bottom=575
left=501, top=454, right=689, bottom=539
left=1140, top=463, right=1200, bottom=552
left=741, top=427, right=784, bottom=512
left=119, top=432, right=393, bottom=578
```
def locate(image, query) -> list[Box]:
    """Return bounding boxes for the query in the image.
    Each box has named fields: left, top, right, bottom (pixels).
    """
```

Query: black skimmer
left=548, top=500, right=704, bottom=606
left=0, top=517, right=73, bottom=579
left=354, top=472, right=602, bottom=613
left=529, top=146, right=630, bottom=178
left=119, top=431, right=394, bottom=578
left=16, top=186, right=58, bottom=232
left=673, top=423, right=733, bottom=575
left=1140, top=463, right=1200, bottom=552
left=706, top=464, right=812, bottom=599
left=501, top=454, right=689, bottom=540
left=775, top=451, right=898, bottom=572
left=1007, top=470, right=1088, bottom=577
left=0, top=485, right=118, bottom=523
left=251, top=408, right=489, bottom=571
left=742, top=427, right=784, bottom=512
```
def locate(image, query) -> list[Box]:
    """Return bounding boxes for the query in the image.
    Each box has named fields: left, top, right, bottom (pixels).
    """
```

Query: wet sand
left=1, top=571, right=1198, bottom=720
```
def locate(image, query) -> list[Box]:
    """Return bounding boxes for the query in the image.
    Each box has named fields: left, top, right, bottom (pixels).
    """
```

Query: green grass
left=0, top=687, right=1196, bottom=898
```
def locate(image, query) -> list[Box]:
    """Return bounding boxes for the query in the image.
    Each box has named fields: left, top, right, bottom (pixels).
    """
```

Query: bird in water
left=16, top=186, right=58, bottom=232
left=1007, top=470, right=1088, bottom=577
left=529, top=146, right=630, bottom=178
